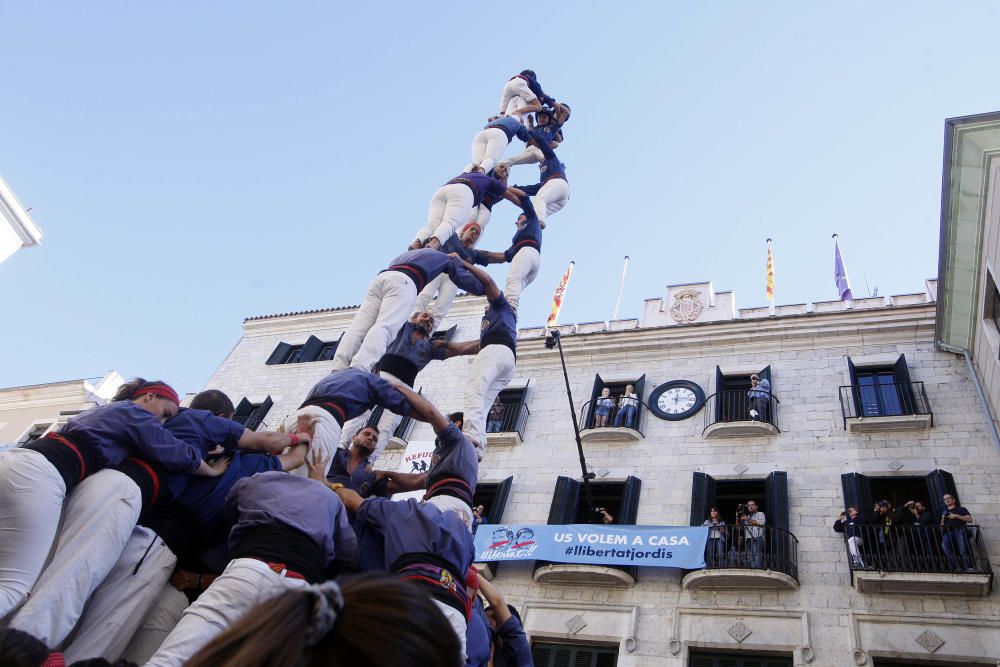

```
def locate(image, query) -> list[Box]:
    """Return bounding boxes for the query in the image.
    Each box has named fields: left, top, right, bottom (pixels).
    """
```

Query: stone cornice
left=513, top=303, right=936, bottom=367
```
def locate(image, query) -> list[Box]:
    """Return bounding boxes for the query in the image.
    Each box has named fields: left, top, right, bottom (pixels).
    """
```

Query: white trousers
left=499, top=77, right=536, bottom=120
left=435, top=600, right=468, bottom=663
left=0, top=448, right=66, bottom=620
left=332, top=271, right=418, bottom=373
left=468, top=127, right=509, bottom=174
left=283, top=406, right=342, bottom=478
left=336, top=370, right=405, bottom=462
left=414, top=183, right=476, bottom=247
left=503, top=144, right=544, bottom=167
left=463, top=344, right=516, bottom=456
left=505, top=247, right=540, bottom=314
left=11, top=468, right=142, bottom=647
left=414, top=273, right=460, bottom=326
left=532, top=178, right=570, bottom=227
left=847, top=536, right=865, bottom=566
left=473, top=203, right=492, bottom=230
left=120, top=584, right=189, bottom=665
left=63, top=526, right=177, bottom=662
left=146, top=557, right=307, bottom=667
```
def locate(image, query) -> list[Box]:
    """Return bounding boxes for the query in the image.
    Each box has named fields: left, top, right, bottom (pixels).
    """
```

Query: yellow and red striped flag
left=546, top=261, right=575, bottom=328
left=765, top=238, right=775, bottom=302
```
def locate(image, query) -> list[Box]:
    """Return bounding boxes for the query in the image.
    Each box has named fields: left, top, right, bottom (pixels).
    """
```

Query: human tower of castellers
left=0, top=71, right=569, bottom=667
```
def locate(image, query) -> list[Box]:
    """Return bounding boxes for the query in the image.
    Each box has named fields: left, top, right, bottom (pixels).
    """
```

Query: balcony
left=485, top=401, right=530, bottom=447
left=578, top=399, right=644, bottom=444
left=838, top=381, right=933, bottom=433
left=842, top=524, right=993, bottom=597
left=702, top=390, right=781, bottom=438
left=533, top=563, right=636, bottom=588
left=681, top=525, right=799, bottom=591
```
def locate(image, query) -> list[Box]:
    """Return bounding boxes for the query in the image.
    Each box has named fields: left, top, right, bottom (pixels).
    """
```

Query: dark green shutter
left=926, top=469, right=959, bottom=518
left=846, top=357, right=861, bottom=415
left=841, top=472, right=873, bottom=515
left=548, top=476, right=582, bottom=524
left=300, top=335, right=324, bottom=363
left=765, top=471, right=789, bottom=531
left=714, top=365, right=724, bottom=421
left=489, top=476, right=514, bottom=524
left=265, top=342, right=292, bottom=365
left=690, top=472, right=716, bottom=525
left=759, top=364, right=772, bottom=391
left=587, top=374, right=606, bottom=428
left=893, top=354, right=916, bottom=413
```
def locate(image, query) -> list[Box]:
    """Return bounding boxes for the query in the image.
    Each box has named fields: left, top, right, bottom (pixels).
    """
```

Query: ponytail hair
left=112, top=378, right=179, bottom=406
left=187, top=574, right=461, bottom=667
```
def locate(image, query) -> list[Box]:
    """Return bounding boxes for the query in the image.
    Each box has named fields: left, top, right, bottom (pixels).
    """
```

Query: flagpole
left=612, top=255, right=629, bottom=321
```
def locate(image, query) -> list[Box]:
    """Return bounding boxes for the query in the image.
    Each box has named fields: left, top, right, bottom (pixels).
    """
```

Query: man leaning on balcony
left=739, top=500, right=766, bottom=568
left=747, top=374, right=770, bottom=422
left=940, top=494, right=975, bottom=571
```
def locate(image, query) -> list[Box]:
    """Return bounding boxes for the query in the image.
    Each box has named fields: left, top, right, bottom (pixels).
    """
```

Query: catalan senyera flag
left=546, top=261, right=575, bottom=328
left=765, top=239, right=775, bottom=301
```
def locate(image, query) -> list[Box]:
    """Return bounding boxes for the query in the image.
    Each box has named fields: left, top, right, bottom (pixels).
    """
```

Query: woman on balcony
left=833, top=506, right=866, bottom=567
left=594, top=388, right=614, bottom=427
left=701, top=507, right=728, bottom=566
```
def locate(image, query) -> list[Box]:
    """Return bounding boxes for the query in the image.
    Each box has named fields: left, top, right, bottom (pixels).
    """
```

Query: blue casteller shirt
left=428, top=423, right=479, bottom=499
left=442, top=233, right=490, bottom=268
left=524, top=129, right=566, bottom=183
left=446, top=172, right=508, bottom=208
left=226, top=472, right=359, bottom=572
left=486, top=116, right=532, bottom=143
left=479, top=292, right=518, bottom=355
left=59, top=401, right=201, bottom=473
left=503, top=197, right=542, bottom=261
left=378, top=321, right=449, bottom=387
left=355, top=496, right=475, bottom=576
left=493, top=614, right=533, bottom=667
left=301, top=368, right=414, bottom=425
left=163, top=408, right=246, bottom=498
left=466, top=599, right=492, bottom=667
left=177, top=451, right=281, bottom=541
left=384, top=248, right=486, bottom=296
left=532, top=116, right=564, bottom=145
left=326, top=447, right=387, bottom=498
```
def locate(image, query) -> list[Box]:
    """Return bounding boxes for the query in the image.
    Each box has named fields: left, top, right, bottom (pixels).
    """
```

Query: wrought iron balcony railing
left=701, top=524, right=799, bottom=581
left=838, top=381, right=932, bottom=429
left=703, top=390, right=781, bottom=434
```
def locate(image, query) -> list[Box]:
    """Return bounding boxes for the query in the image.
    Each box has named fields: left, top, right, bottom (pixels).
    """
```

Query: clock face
left=657, top=387, right=697, bottom=415
left=649, top=380, right=706, bottom=421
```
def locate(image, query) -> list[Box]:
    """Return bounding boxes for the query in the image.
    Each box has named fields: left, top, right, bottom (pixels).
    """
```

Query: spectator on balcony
left=613, top=385, right=639, bottom=428
left=594, top=388, right=614, bottom=427
left=597, top=507, right=615, bottom=525
left=472, top=505, right=485, bottom=533
left=833, top=506, right=866, bottom=567
left=739, top=500, right=766, bottom=568
left=747, top=374, right=771, bottom=422
left=486, top=399, right=505, bottom=432
left=896, top=499, right=934, bottom=561
left=870, top=500, right=897, bottom=564
left=701, top=507, right=727, bottom=566
left=940, top=494, right=975, bottom=571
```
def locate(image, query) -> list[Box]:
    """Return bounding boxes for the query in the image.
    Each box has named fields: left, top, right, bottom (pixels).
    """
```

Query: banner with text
left=474, top=524, right=708, bottom=569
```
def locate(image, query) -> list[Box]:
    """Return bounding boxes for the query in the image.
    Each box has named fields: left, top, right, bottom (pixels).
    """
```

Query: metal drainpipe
left=939, top=342, right=1000, bottom=452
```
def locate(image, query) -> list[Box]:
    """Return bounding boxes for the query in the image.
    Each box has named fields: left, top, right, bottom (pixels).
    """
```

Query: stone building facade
left=203, top=277, right=1000, bottom=667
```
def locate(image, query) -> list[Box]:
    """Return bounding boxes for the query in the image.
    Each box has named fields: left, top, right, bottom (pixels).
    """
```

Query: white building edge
left=0, top=173, right=43, bottom=265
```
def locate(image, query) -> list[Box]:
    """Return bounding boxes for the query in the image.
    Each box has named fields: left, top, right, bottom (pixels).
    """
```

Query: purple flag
left=834, top=238, right=853, bottom=301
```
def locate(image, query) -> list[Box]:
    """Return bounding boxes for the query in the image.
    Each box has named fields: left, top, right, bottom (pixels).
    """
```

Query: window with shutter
left=299, top=335, right=324, bottom=363
left=847, top=355, right=917, bottom=417
left=532, top=643, right=618, bottom=667
left=925, top=469, right=959, bottom=518
left=840, top=472, right=873, bottom=513
left=265, top=342, right=293, bottom=365
left=688, top=653, right=792, bottom=667
left=431, top=325, right=458, bottom=342
left=233, top=396, right=273, bottom=431
left=267, top=336, right=342, bottom=365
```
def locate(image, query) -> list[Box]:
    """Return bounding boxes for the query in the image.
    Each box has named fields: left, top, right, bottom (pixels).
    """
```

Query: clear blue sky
left=2, top=2, right=999, bottom=393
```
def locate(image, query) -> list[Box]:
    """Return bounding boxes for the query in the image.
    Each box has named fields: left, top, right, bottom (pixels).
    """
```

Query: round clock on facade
left=649, top=380, right=706, bottom=420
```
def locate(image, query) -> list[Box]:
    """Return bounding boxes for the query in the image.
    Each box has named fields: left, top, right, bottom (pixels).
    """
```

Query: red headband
left=461, top=222, right=482, bottom=235
left=133, top=383, right=180, bottom=406
left=42, top=653, right=66, bottom=667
